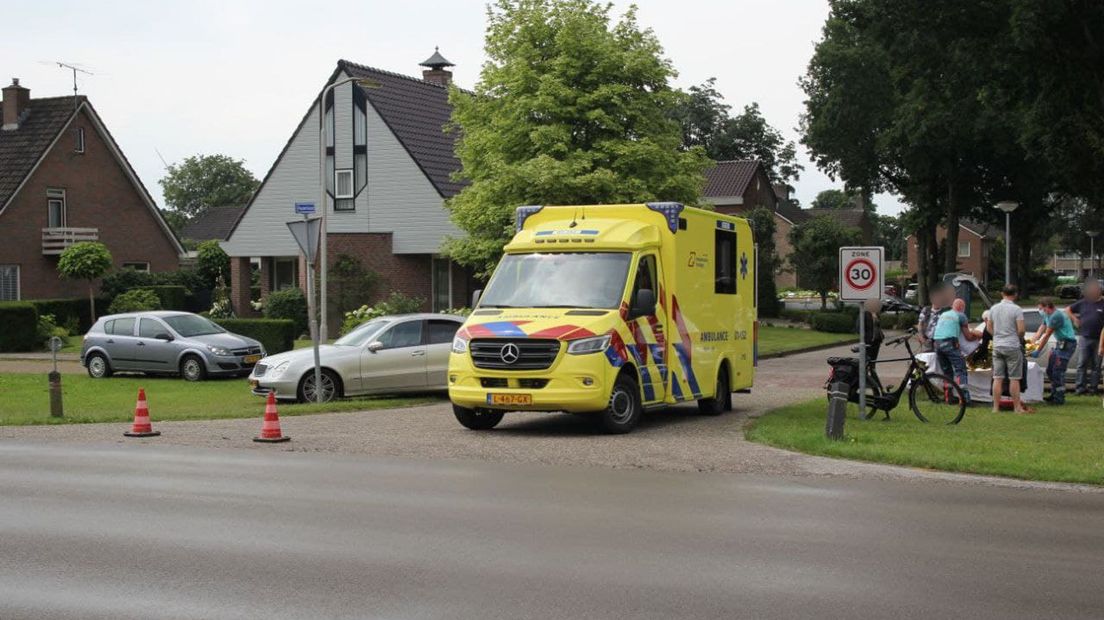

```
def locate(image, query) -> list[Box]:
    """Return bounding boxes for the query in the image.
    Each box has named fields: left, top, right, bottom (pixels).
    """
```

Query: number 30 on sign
left=839, top=247, right=884, bottom=301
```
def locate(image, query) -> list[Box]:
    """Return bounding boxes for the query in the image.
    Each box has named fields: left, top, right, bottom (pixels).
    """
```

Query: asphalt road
left=2, top=443, right=1102, bottom=620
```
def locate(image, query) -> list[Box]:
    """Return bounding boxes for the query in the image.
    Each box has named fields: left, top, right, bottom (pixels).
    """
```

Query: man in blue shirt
left=1065, top=281, right=1104, bottom=395
left=933, top=298, right=977, bottom=403
left=1034, top=298, right=1077, bottom=404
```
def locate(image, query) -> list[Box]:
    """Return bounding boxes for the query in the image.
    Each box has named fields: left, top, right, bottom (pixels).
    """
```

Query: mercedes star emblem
left=499, top=343, right=520, bottom=364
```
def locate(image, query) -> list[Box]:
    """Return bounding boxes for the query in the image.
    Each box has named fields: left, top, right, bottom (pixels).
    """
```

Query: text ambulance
left=448, top=203, right=757, bottom=433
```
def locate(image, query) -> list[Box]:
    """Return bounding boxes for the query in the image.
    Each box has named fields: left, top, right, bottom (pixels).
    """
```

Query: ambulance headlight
left=567, top=334, right=612, bottom=355
left=451, top=335, right=469, bottom=354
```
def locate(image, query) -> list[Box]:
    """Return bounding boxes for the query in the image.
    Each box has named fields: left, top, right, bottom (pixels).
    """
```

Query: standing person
left=1066, top=281, right=1104, bottom=395
left=1033, top=298, right=1077, bottom=404
left=917, top=283, right=951, bottom=353
left=933, top=298, right=977, bottom=402
left=986, top=284, right=1029, bottom=413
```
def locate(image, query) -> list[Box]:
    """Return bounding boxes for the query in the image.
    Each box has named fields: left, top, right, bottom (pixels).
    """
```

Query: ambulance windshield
left=480, top=252, right=632, bottom=309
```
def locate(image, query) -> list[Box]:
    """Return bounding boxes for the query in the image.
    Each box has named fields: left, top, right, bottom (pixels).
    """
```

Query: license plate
left=244, top=354, right=261, bottom=364
left=487, top=393, right=532, bottom=406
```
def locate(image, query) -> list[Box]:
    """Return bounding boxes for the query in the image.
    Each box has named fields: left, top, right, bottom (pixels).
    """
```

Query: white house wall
left=223, top=73, right=459, bottom=257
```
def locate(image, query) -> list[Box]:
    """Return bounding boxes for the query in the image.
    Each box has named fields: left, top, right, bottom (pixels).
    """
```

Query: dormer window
left=75, top=127, right=85, bottom=154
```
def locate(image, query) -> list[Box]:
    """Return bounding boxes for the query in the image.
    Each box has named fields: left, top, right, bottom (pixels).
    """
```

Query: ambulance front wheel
left=598, top=373, right=642, bottom=434
left=452, top=404, right=505, bottom=430
left=698, top=367, right=731, bottom=415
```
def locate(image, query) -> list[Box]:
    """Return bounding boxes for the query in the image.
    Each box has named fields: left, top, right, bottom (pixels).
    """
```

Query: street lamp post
left=1089, top=231, right=1100, bottom=280
left=318, top=76, right=376, bottom=341
left=994, top=201, right=1019, bottom=285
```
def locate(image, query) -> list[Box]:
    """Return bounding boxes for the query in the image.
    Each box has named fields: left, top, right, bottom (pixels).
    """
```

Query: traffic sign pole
left=839, top=247, right=885, bottom=420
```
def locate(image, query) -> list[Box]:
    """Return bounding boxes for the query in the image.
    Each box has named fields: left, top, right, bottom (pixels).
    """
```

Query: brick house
left=703, top=160, right=804, bottom=288
left=905, top=219, right=1000, bottom=285
left=0, top=79, right=183, bottom=301
left=221, top=52, right=477, bottom=333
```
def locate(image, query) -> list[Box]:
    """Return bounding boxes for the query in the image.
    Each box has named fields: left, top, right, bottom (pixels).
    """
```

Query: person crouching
left=1032, top=297, right=1077, bottom=405
left=933, top=298, right=978, bottom=403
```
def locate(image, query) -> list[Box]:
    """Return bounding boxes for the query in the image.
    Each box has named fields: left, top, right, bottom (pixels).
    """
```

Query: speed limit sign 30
left=839, top=247, right=884, bottom=301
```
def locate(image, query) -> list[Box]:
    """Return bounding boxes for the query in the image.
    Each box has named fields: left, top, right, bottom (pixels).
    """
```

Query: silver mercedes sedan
left=249, top=313, right=463, bottom=402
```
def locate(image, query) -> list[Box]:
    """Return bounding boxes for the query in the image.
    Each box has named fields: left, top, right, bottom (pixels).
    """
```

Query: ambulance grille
left=470, top=339, right=561, bottom=370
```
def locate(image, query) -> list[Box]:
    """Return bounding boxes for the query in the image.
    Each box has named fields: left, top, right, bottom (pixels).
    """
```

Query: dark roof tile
left=805, top=207, right=865, bottom=229
left=703, top=160, right=760, bottom=198
left=0, top=96, right=82, bottom=208
left=181, top=205, right=248, bottom=241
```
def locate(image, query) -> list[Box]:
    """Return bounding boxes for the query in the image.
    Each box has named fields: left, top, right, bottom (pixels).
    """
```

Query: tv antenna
left=56, top=62, right=93, bottom=108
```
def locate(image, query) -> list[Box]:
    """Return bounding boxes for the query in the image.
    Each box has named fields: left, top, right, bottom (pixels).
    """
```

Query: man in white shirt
left=986, top=284, right=1029, bottom=413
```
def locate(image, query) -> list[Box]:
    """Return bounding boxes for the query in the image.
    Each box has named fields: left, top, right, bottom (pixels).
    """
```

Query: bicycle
left=825, top=327, right=967, bottom=425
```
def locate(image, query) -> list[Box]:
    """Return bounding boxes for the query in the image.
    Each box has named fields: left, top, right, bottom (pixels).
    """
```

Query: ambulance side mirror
left=471, top=289, right=483, bottom=308
left=631, top=289, right=656, bottom=318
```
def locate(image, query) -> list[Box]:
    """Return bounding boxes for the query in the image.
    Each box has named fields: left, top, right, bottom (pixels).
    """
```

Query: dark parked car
left=81, top=312, right=265, bottom=381
left=882, top=295, right=920, bottom=314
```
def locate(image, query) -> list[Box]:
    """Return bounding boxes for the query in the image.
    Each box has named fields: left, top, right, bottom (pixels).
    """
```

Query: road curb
left=759, top=339, right=856, bottom=360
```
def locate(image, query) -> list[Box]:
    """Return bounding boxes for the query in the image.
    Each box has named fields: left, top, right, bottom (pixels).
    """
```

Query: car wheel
left=297, top=369, right=341, bottom=403
left=598, top=372, right=642, bottom=434
left=452, top=404, right=505, bottom=430
left=86, top=353, right=113, bottom=379
left=698, top=367, right=730, bottom=415
left=180, top=355, right=207, bottom=382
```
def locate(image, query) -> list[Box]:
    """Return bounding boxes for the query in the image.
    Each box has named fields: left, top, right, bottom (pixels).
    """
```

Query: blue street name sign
left=294, top=202, right=316, bottom=215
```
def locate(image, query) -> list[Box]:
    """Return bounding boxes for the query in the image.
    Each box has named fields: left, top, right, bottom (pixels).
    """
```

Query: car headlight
left=567, top=334, right=611, bottom=355
left=451, top=335, right=469, bottom=354
left=268, top=361, right=291, bottom=378
left=207, top=345, right=231, bottom=356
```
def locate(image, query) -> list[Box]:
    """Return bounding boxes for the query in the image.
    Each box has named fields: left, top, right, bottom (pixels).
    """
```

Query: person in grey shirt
left=986, top=284, right=1029, bottom=413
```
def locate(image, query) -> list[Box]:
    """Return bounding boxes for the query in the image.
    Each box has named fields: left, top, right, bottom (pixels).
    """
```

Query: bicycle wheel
left=859, top=375, right=884, bottom=420
left=909, top=372, right=967, bottom=425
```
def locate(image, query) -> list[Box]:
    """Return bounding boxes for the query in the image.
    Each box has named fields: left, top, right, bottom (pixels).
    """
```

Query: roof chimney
left=419, top=47, right=455, bottom=86
left=2, top=78, right=31, bottom=131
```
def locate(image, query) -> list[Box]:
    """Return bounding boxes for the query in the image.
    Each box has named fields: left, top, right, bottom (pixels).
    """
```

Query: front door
left=360, top=319, right=427, bottom=392
left=626, top=254, right=667, bottom=404
left=136, top=317, right=178, bottom=371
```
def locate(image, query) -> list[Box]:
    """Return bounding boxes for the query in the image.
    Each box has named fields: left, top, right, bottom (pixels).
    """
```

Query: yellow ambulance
left=448, top=202, right=757, bottom=433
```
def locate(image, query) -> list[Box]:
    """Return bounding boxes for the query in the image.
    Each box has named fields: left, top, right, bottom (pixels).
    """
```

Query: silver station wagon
left=81, top=311, right=265, bottom=381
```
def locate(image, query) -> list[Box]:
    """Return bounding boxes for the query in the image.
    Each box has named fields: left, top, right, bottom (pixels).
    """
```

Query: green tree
left=159, top=207, right=188, bottom=235
left=159, top=154, right=259, bottom=220
left=810, top=189, right=855, bottom=210
left=108, top=289, right=162, bottom=315
left=870, top=212, right=905, bottom=261
left=57, top=242, right=113, bottom=321
left=195, top=240, right=231, bottom=290
left=675, top=79, right=802, bottom=183
left=789, top=216, right=861, bottom=309
left=446, top=0, right=711, bottom=275
left=747, top=207, right=780, bottom=317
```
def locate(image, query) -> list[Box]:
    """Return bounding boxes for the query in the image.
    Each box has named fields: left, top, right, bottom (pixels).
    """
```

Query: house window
left=335, top=169, right=354, bottom=199
left=0, top=265, right=19, bottom=301
left=715, top=225, right=738, bottom=295
left=958, top=241, right=971, bottom=258
left=431, top=258, right=452, bottom=311
left=122, top=262, right=150, bottom=273
left=75, top=127, right=85, bottom=154
left=272, top=258, right=299, bottom=291
left=46, top=188, right=66, bottom=228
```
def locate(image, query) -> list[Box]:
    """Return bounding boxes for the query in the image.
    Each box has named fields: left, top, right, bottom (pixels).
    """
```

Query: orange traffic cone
left=253, top=392, right=290, bottom=443
left=124, top=388, right=161, bottom=437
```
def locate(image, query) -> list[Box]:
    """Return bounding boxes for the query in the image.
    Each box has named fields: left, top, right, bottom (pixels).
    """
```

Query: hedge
left=0, top=302, right=39, bottom=352
left=138, top=285, right=188, bottom=311
left=28, top=298, right=92, bottom=332
left=810, top=312, right=856, bottom=334
left=213, top=318, right=296, bottom=355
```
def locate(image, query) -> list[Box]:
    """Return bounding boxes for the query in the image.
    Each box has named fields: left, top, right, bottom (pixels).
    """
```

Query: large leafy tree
left=446, top=0, right=711, bottom=275
left=159, top=154, right=259, bottom=221
left=810, top=189, right=855, bottom=210
left=675, top=79, right=802, bottom=183
left=57, top=242, right=113, bottom=321
left=789, top=216, right=861, bottom=309
left=747, top=207, right=781, bottom=317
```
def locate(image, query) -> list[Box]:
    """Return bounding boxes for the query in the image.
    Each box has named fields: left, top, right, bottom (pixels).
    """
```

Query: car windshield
left=334, top=319, right=390, bottom=347
left=163, top=314, right=225, bottom=337
left=479, top=252, right=632, bottom=309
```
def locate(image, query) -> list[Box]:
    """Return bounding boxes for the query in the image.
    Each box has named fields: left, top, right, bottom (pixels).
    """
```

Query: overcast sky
left=2, top=0, right=903, bottom=215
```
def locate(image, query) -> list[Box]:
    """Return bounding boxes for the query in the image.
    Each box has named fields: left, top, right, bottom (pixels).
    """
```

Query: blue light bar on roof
left=645, top=202, right=685, bottom=233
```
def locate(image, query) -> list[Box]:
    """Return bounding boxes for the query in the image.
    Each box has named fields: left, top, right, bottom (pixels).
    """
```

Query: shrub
left=340, top=292, right=425, bottom=335
left=214, top=318, right=296, bottom=355
left=264, top=288, right=308, bottom=336
left=195, top=240, right=231, bottom=289
left=36, top=313, right=69, bottom=349
left=441, top=307, right=473, bottom=317
left=893, top=311, right=919, bottom=331
left=29, top=298, right=98, bottom=333
left=780, top=309, right=815, bottom=324
left=0, top=302, right=39, bottom=352
left=810, top=312, right=856, bottom=334
left=108, top=289, right=162, bottom=314
left=140, top=285, right=187, bottom=310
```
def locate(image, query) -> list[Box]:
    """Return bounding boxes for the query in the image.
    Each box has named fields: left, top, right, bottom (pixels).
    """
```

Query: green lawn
left=747, top=397, right=1104, bottom=485
left=758, top=325, right=854, bottom=357
left=0, top=373, right=439, bottom=426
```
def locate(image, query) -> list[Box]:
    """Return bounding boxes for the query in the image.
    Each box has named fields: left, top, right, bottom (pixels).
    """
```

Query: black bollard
left=825, top=381, right=847, bottom=440
left=48, top=371, right=63, bottom=418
